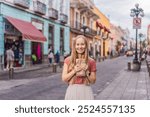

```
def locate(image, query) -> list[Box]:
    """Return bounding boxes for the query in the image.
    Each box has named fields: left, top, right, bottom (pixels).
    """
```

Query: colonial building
left=94, top=7, right=111, bottom=58
left=70, top=0, right=99, bottom=58
left=110, top=24, right=130, bottom=56
left=147, top=25, right=150, bottom=45
left=0, top=0, right=70, bottom=70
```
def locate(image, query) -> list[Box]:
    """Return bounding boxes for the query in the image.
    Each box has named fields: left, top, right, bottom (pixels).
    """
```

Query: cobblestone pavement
left=1, top=56, right=148, bottom=100
left=95, top=61, right=150, bottom=100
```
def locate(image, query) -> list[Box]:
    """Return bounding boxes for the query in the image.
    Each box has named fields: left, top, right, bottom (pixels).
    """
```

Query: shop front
left=4, top=36, right=24, bottom=68
left=31, top=42, right=42, bottom=64
left=4, top=16, right=46, bottom=69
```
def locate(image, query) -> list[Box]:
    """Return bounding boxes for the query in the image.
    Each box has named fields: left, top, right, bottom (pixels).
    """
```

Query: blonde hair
left=68, top=35, right=89, bottom=71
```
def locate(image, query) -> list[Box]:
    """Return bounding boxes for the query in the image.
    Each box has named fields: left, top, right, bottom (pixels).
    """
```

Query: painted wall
left=0, top=15, right=4, bottom=55
left=93, top=7, right=111, bottom=57
left=0, top=2, right=70, bottom=56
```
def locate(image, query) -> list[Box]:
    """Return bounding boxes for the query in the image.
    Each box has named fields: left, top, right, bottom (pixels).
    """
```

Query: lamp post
left=139, top=33, right=144, bottom=59
left=80, top=25, right=91, bottom=55
left=130, top=3, right=144, bottom=71
left=80, top=25, right=89, bottom=36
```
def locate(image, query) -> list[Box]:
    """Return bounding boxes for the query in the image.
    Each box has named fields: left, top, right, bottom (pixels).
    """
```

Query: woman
left=6, top=46, right=14, bottom=70
left=62, top=35, right=96, bottom=100
left=48, top=51, right=54, bottom=64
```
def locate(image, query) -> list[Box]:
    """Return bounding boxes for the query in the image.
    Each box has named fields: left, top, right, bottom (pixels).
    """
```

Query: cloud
left=94, top=0, right=149, bottom=38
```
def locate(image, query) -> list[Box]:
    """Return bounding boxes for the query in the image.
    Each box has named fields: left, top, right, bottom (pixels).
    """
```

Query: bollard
left=98, top=58, right=100, bottom=62
left=128, top=62, right=131, bottom=71
left=53, top=63, right=57, bottom=73
left=102, top=57, right=104, bottom=61
left=59, top=61, right=63, bottom=68
left=9, top=68, right=14, bottom=79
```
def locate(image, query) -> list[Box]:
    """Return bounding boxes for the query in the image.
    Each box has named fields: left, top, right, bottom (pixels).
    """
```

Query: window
left=60, top=0, right=64, bottom=13
left=75, top=12, right=79, bottom=28
left=49, top=0, right=54, bottom=8
left=82, top=16, right=85, bottom=26
left=48, top=25, right=54, bottom=52
left=90, top=20, right=93, bottom=29
left=60, top=28, right=64, bottom=55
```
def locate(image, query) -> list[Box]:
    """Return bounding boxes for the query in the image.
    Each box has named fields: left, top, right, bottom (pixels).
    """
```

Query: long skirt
left=65, top=84, right=94, bottom=100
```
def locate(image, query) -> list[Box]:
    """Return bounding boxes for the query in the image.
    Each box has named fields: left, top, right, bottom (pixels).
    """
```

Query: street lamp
left=80, top=25, right=89, bottom=36
left=130, top=3, right=144, bottom=71
left=139, top=33, right=144, bottom=59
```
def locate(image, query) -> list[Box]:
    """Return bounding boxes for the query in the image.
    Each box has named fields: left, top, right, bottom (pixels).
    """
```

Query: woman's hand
left=81, top=64, right=88, bottom=71
left=74, top=64, right=82, bottom=73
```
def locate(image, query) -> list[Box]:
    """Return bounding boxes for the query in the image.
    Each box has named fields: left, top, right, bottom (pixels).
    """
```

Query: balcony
left=87, top=9, right=99, bottom=20
left=33, top=1, right=46, bottom=15
left=71, top=0, right=93, bottom=9
left=88, top=27, right=97, bottom=36
left=70, top=21, right=97, bottom=36
left=60, top=13, right=68, bottom=24
left=49, top=8, right=58, bottom=20
left=14, top=0, right=30, bottom=9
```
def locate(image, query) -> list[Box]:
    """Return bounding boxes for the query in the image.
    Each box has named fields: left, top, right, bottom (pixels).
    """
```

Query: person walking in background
left=48, top=50, right=54, bottom=64
left=55, top=51, right=60, bottom=63
left=62, top=35, right=96, bottom=100
left=31, top=53, right=37, bottom=64
left=6, top=46, right=14, bottom=70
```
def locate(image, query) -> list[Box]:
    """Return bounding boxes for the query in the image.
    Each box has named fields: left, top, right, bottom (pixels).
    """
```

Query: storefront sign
left=32, top=21, right=43, bottom=30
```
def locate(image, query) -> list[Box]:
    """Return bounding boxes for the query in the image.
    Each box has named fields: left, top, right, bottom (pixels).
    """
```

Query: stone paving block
left=134, top=71, right=147, bottom=100
left=121, top=71, right=138, bottom=100
left=144, top=67, right=150, bottom=100
left=95, top=76, right=121, bottom=99
left=96, top=64, right=150, bottom=100
left=95, top=70, right=126, bottom=100
left=107, top=71, right=129, bottom=100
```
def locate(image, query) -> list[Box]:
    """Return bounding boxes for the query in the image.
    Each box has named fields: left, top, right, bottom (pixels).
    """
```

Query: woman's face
left=75, top=37, right=86, bottom=54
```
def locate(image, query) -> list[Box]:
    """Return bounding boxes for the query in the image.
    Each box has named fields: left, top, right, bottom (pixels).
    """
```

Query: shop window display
left=4, top=38, right=24, bottom=68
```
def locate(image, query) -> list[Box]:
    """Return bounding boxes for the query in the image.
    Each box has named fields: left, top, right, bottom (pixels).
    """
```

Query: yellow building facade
left=93, top=7, right=111, bottom=58
left=70, top=0, right=111, bottom=59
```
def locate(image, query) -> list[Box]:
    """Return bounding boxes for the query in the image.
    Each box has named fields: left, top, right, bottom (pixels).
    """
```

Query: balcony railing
left=49, top=8, right=58, bottom=20
left=71, top=21, right=97, bottom=36
left=71, top=0, right=94, bottom=9
left=88, top=27, right=97, bottom=35
left=60, top=13, right=68, bottom=24
left=74, top=21, right=81, bottom=30
left=14, top=0, right=30, bottom=9
left=33, top=1, right=46, bottom=15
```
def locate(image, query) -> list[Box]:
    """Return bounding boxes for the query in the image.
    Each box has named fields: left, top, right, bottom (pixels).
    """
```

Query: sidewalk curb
left=0, top=64, right=62, bottom=79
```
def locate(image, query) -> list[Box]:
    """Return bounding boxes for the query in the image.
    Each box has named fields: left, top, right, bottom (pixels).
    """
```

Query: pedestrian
left=48, top=50, right=54, bottom=64
left=144, top=50, right=148, bottom=59
left=31, top=53, right=37, bottom=64
left=6, top=46, right=14, bottom=70
left=55, top=51, right=60, bottom=63
left=62, top=35, right=96, bottom=100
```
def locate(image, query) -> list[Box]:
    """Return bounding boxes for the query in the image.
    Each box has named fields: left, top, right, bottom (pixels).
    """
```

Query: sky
left=94, top=0, right=150, bottom=39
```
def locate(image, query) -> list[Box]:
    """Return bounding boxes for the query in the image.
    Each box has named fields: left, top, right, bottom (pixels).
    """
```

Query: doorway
left=4, top=36, right=24, bottom=68
left=31, top=42, right=43, bottom=64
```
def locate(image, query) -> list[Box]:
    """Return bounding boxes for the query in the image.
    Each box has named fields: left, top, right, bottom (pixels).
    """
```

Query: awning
left=103, top=26, right=111, bottom=33
left=5, top=16, right=47, bottom=42
left=96, top=21, right=103, bottom=29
